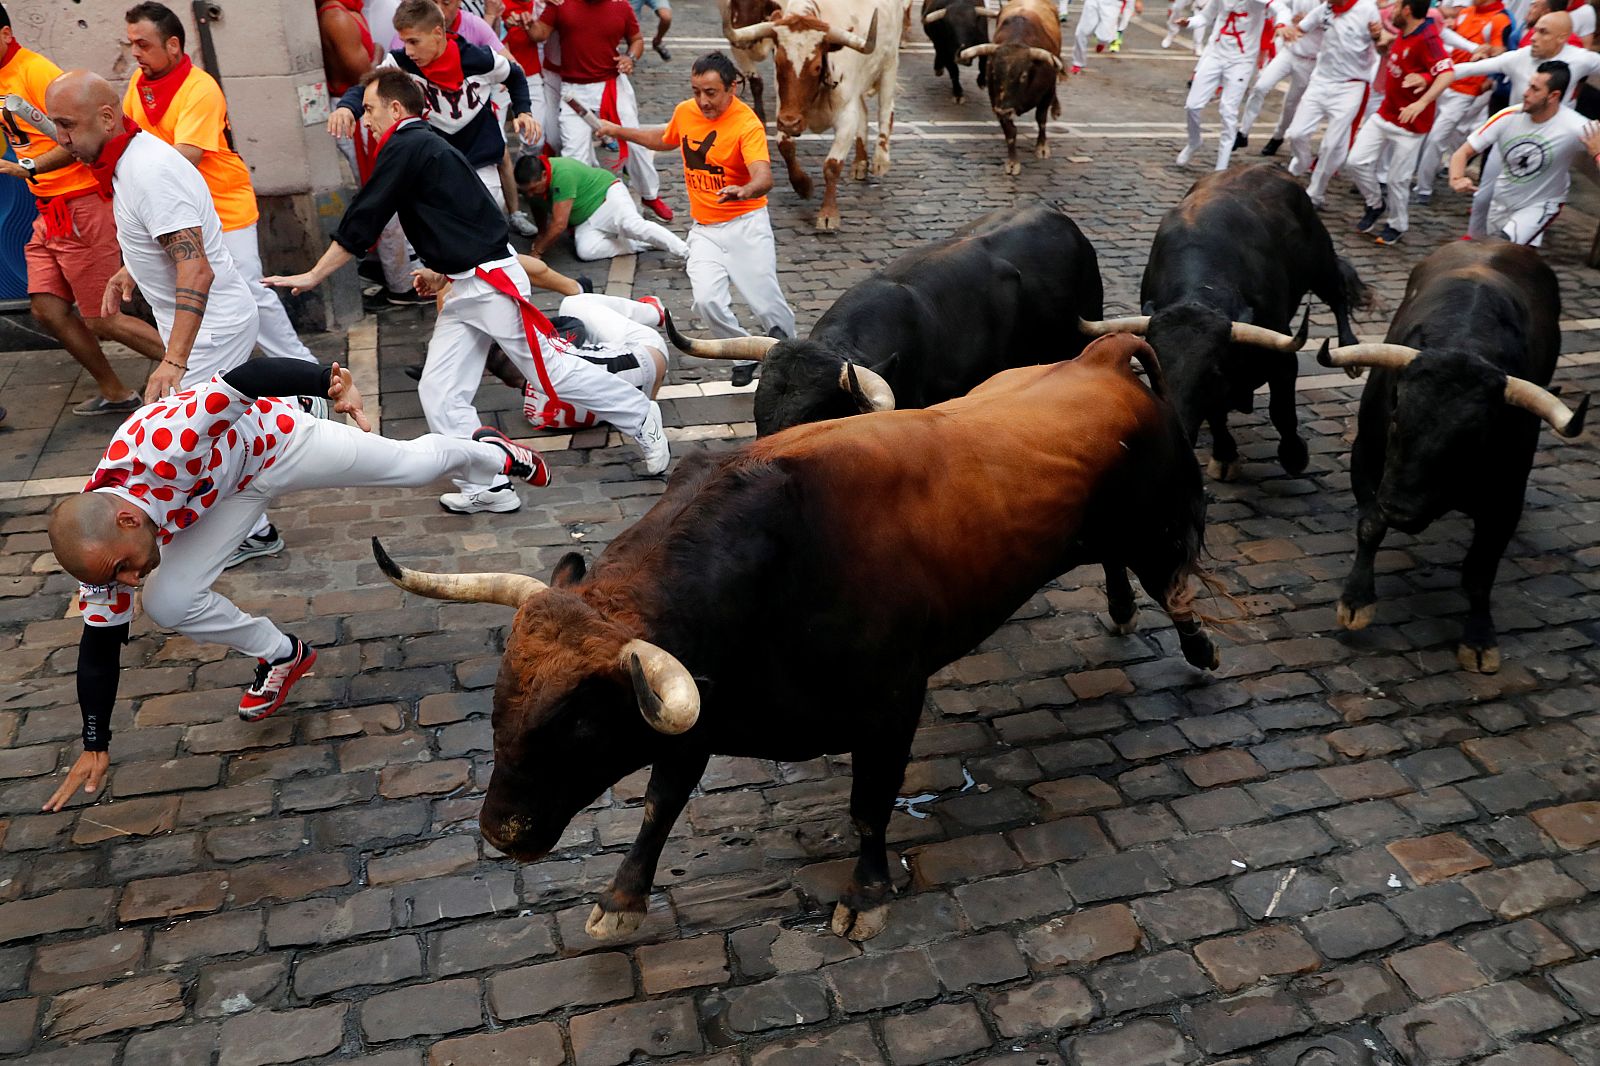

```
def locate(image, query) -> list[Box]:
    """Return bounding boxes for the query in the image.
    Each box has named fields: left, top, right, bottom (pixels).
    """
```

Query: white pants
left=476, top=163, right=507, bottom=213
left=1469, top=145, right=1504, bottom=238
left=575, top=182, right=689, bottom=260
left=1073, top=0, right=1121, bottom=66
left=559, top=78, right=660, bottom=200
left=1286, top=77, right=1370, bottom=205
left=423, top=257, right=650, bottom=489
left=685, top=207, right=797, bottom=340
left=551, top=292, right=665, bottom=403
left=1414, top=89, right=1488, bottom=197
left=220, top=226, right=317, bottom=364
left=141, top=415, right=511, bottom=662
left=1489, top=199, right=1562, bottom=246
left=1185, top=51, right=1254, bottom=170
left=1240, top=50, right=1313, bottom=142
left=1348, top=114, right=1423, bottom=233
left=178, top=305, right=261, bottom=388
left=1117, top=0, right=1136, bottom=31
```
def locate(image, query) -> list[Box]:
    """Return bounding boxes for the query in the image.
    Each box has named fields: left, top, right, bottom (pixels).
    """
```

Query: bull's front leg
left=1131, top=555, right=1219, bottom=670
left=832, top=696, right=921, bottom=941
left=948, top=58, right=965, bottom=102
left=872, top=68, right=897, bottom=175
left=1457, top=507, right=1519, bottom=674
left=586, top=749, right=710, bottom=939
left=817, top=110, right=860, bottom=230
left=1206, top=411, right=1239, bottom=480
left=999, top=112, right=1020, bottom=175
left=1267, top=363, right=1309, bottom=475
left=748, top=72, right=768, bottom=127
left=853, top=135, right=870, bottom=181
left=1035, top=106, right=1050, bottom=159
left=778, top=133, right=814, bottom=199
left=1103, top=563, right=1137, bottom=633
left=1337, top=501, right=1387, bottom=632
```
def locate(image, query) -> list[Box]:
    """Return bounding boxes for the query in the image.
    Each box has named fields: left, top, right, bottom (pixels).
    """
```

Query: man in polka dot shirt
left=41, top=357, right=550, bottom=811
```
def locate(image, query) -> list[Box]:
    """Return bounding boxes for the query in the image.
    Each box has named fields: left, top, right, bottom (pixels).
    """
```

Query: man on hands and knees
left=268, top=70, right=670, bottom=505
left=42, top=358, right=547, bottom=813
left=516, top=153, right=688, bottom=261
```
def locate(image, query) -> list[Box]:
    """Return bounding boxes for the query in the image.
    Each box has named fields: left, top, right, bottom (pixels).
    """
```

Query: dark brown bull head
left=726, top=9, right=879, bottom=136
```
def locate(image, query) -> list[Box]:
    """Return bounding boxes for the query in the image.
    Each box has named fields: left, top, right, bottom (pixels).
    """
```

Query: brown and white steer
left=725, top=0, right=906, bottom=230
left=719, top=0, right=783, bottom=124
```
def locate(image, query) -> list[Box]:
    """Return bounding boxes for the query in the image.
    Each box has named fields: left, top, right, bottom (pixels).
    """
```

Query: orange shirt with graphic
left=0, top=47, right=99, bottom=200
left=123, top=67, right=259, bottom=231
left=661, top=97, right=769, bottom=226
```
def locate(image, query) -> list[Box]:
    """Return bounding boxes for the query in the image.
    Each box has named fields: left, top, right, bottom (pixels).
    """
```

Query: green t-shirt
left=547, top=157, right=618, bottom=226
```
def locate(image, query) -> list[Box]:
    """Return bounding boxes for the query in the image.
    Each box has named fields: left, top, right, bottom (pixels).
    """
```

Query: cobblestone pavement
left=4, top=4, right=1600, bottom=1064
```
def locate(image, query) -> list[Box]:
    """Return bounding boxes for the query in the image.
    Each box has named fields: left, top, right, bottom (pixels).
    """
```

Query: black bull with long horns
left=371, top=335, right=1222, bottom=943
left=1314, top=240, right=1587, bottom=674
left=668, top=201, right=1105, bottom=436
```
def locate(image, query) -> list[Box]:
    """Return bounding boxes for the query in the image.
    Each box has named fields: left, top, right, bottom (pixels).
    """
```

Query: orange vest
left=123, top=65, right=259, bottom=230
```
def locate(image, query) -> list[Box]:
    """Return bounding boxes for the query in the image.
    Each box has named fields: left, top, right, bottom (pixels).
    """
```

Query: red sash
left=88, top=118, right=141, bottom=199
left=1, top=40, right=19, bottom=68
left=472, top=265, right=584, bottom=429
left=35, top=190, right=100, bottom=240
left=135, top=56, right=194, bottom=126
left=598, top=77, right=631, bottom=169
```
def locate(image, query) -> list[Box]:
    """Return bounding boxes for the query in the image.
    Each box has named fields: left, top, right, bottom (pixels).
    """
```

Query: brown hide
left=992, top=0, right=1061, bottom=51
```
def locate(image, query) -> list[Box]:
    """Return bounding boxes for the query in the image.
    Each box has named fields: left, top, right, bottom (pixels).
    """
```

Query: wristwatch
left=18, top=157, right=36, bottom=184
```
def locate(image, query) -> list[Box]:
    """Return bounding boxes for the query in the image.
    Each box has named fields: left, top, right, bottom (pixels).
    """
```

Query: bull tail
left=1337, top=256, right=1377, bottom=312
left=1162, top=495, right=1243, bottom=630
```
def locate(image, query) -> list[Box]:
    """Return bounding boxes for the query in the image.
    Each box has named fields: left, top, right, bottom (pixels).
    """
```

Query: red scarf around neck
left=89, top=116, right=141, bottom=198
left=1330, top=0, right=1360, bottom=13
left=136, top=54, right=194, bottom=126
left=417, top=35, right=465, bottom=92
left=1, top=40, right=20, bottom=68
left=373, top=115, right=420, bottom=159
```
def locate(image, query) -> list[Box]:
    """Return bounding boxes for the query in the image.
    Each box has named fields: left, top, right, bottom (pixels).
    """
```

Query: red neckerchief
left=135, top=55, right=194, bottom=126
left=374, top=115, right=421, bottom=159
left=89, top=116, right=141, bottom=198
left=448, top=9, right=463, bottom=32
left=1, top=40, right=20, bottom=68
left=1472, top=0, right=1504, bottom=12
left=1330, top=0, right=1359, bottom=14
left=416, top=36, right=465, bottom=92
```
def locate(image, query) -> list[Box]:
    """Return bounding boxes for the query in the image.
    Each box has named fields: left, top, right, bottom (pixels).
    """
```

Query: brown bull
left=961, top=0, right=1063, bottom=173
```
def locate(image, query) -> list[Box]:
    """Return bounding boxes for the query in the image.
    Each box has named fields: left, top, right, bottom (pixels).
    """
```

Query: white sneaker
left=1176, top=144, right=1196, bottom=166
left=1162, top=31, right=1175, bottom=46
left=508, top=211, right=538, bottom=237
left=439, top=482, right=522, bottom=514
left=630, top=402, right=671, bottom=475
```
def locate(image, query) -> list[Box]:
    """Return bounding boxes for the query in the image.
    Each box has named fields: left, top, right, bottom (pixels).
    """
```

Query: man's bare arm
left=145, top=227, right=213, bottom=399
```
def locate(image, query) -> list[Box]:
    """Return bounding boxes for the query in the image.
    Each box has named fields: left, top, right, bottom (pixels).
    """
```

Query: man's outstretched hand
left=329, top=360, right=373, bottom=432
left=43, top=751, right=110, bottom=812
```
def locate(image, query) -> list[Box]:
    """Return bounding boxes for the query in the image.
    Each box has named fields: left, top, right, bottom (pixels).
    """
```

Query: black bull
left=922, top=0, right=989, bottom=102
left=1315, top=240, right=1588, bottom=674
left=667, top=201, right=1105, bottom=436
left=373, top=336, right=1221, bottom=942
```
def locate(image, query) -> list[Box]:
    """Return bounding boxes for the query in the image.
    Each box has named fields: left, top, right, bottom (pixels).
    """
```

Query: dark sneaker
left=1414, top=190, right=1432, bottom=206
left=1355, top=205, right=1384, bottom=234
left=578, top=275, right=595, bottom=293
left=239, top=636, right=316, bottom=721
left=473, top=425, right=552, bottom=487
left=1375, top=226, right=1405, bottom=246
left=1260, top=137, right=1282, bottom=156
left=654, top=41, right=672, bottom=61
left=386, top=287, right=431, bottom=306
left=224, top=525, right=285, bottom=569
left=1233, top=133, right=1247, bottom=149
left=404, top=363, right=425, bottom=382
left=73, top=394, right=142, bottom=417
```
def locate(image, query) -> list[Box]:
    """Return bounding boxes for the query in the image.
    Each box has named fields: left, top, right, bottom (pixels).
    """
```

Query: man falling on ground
left=517, top=153, right=687, bottom=261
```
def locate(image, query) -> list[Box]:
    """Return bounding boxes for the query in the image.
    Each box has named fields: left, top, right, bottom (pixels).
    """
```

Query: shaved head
left=1533, top=11, right=1574, bottom=56
left=49, top=493, right=161, bottom=587
left=44, top=70, right=126, bottom=166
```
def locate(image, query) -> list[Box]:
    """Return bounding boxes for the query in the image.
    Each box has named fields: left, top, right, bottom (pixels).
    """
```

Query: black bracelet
left=162, top=359, right=188, bottom=371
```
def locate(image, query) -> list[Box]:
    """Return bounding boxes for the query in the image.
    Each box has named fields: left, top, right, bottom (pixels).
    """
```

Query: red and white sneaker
left=642, top=197, right=674, bottom=222
left=239, top=637, right=317, bottom=721
left=638, top=295, right=666, bottom=326
left=473, top=425, right=552, bottom=487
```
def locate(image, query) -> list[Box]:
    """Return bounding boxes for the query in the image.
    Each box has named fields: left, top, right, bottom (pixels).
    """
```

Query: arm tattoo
left=174, top=301, right=208, bottom=317
left=157, top=227, right=206, bottom=264
left=175, top=285, right=210, bottom=309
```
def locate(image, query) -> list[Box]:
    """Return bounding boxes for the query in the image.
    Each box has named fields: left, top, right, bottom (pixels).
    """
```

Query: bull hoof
left=1457, top=643, right=1502, bottom=674
left=871, top=151, right=891, bottom=176
left=953, top=93, right=965, bottom=104
left=1278, top=437, right=1309, bottom=476
left=1181, top=631, right=1221, bottom=670
left=585, top=903, right=646, bottom=940
left=791, top=174, right=814, bottom=199
left=1004, top=159, right=1022, bottom=176
left=1336, top=600, right=1375, bottom=631
left=831, top=901, right=891, bottom=941
left=1111, top=616, right=1137, bottom=635
left=852, top=158, right=869, bottom=180
left=814, top=209, right=840, bottom=232
left=1036, top=142, right=1051, bottom=159
left=1206, top=458, right=1240, bottom=481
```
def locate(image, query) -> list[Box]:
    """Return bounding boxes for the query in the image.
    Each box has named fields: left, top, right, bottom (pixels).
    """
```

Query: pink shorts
left=25, top=192, right=122, bottom=320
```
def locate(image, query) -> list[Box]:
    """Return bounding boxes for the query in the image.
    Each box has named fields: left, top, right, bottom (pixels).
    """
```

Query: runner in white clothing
left=1073, top=0, right=1125, bottom=69
left=1239, top=0, right=1324, bottom=154
left=1282, top=0, right=1383, bottom=206
left=1164, top=0, right=1208, bottom=50
left=1179, top=0, right=1290, bottom=170
left=1449, top=61, right=1600, bottom=244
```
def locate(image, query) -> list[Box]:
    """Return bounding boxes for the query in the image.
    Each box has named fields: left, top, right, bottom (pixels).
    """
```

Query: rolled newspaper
left=4, top=93, right=58, bottom=141
left=564, top=96, right=604, bottom=132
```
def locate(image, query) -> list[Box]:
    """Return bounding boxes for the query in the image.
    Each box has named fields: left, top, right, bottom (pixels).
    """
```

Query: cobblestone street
left=4, top=2, right=1600, bottom=1063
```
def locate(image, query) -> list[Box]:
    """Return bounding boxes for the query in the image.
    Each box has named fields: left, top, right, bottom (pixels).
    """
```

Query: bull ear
left=551, top=552, right=587, bottom=587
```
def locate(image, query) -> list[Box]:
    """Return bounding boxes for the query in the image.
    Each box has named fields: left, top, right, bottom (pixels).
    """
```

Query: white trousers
left=559, top=78, right=660, bottom=200
left=476, top=163, right=507, bottom=213
left=543, top=71, right=565, bottom=156
left=1414, top=89, right=1488, bottom=196
left=1489, top=198, right=1562, bottom=246
left=575, top=182, right=689, bottom=260
left=220, top=225, right=317, bottom=364
left=685, top=207, right=797, bottom=339
left=423, top=257, right=650, bottom=489
left=558, top=292, right=665, bottom=395
left=178, top=305, right=261, bottom=388
left=1072, top=0, right=1121, bottom=66
left=1185, top=51, right=1254, bottom=170
left=1348, top=114, right=1424, bottom=233
left=141, top=415, right=511, bottom=661
left=1286, top=77, right=1370, bottom=204
left=1469, top=144, right=1504, bottom=238
left=1165, top=0, right=1205, bottom=51
left=1240, top=50, right=1314, bottom=142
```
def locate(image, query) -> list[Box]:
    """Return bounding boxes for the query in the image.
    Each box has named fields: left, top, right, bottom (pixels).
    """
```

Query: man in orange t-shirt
left=123, top=2, right=317, bottom=368
left=600, top=52, right=794, bottom=341
left=0, top=4, right=163, bottom=415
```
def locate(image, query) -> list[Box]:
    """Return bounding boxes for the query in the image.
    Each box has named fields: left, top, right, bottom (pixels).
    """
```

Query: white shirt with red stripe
left=1201, top=0, right=1278, bottom=63
left=77, top=377, right=303, bottom=628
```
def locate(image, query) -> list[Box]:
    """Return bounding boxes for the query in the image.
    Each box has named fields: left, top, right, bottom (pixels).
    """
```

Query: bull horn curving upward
left=623, top=640, right=701, bottom=733
left=724, top=11, right=779, bottom=44
left=1229, top=308, right=1306, bottom=352
left=958, top=42, right=1001, bottom=60
left=371, top=537, right=548, bottom=607
left=1077, top=315, right=1151, bottom=337
left=842, top=361, right=896, bottom=411
left=1027, top=46, right=1064, bottom=70
left=974, top=7, right=1001, bottom=15
left=1504, top=377, right=1590, bottom=438
left=922, top=7, right=948, bottom=21
left=826, top=9, right=879, bottom=52
left=665, top=310, right=782, bottom=360
left=1314, top=340, right=1421, bottom=371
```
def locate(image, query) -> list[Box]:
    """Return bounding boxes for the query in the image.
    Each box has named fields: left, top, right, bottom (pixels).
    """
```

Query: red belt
left=33, top=187, right=102, bottom=241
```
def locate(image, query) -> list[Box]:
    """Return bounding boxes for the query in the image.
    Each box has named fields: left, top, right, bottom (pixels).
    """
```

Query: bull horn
left=665, top=310, right=781, bottom=360
left=922, top=7, right=948, bottom=21
left=623, top=639, right=701, bottom=734
left=724, top=12, right=779, bottom=45
left=826, top=9, right=878, bottom=52
left=1027, top=46, right=1063, bottom=70
left=1230, top=318, right=1304, bottom=352
left=1314, top=340, right=1420, bottom=371
left=975, top=7, right=1001, bottom=15
left=1504, top=377, right=1589, bottom=438
left=1077, top=315, right=1150, bottom=337
left=372, top=537, right=547, bottom=607
left=959, top=42, right=1001, bottom=60
left=842, top=361, right=895, bottom=412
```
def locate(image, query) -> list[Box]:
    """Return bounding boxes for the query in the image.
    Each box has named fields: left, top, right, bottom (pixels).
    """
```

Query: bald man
left=42, top=358, right=549, bottom=813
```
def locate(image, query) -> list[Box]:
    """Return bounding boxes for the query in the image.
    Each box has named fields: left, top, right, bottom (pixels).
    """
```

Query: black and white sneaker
left=1374, top=226, right=1405, bottom=246
left=473, top=425, right=552, bottom=487
left=224, top=525, right=285, bottom=569
left=1355, top=205, right=1384, bottom=234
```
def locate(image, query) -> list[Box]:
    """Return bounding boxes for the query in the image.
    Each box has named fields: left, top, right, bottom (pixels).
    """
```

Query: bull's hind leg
left=1206, top=411, right=1240, bottom=480
left=853, top=135, right=870, bottom=181
left=1000, top=113, right=1021, bottom=175
left=949, top=61, right=964, bottom=102
left=1104, top=563, right=1137, bottom=633
left=833, top=692, right=921, bottom=941
left=586, top=750, right=710, bottom=939
left=1337, top=502, right=1386, bottom=632
left=1457, top=507, right=1519, bottom=674
left=1268, top=363, right=1309, bottom=474
left=749, top=72, right=769, bottom=127
left=778, top=134, right=814, bottom=199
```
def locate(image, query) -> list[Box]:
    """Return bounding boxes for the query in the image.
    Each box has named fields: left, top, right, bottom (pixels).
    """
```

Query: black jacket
left=332, top=120, right=511, bottom=274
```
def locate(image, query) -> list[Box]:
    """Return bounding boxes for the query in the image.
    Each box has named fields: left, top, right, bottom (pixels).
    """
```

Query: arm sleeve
left=174, top=81, right=231, bottom=153
left=1466, top=108, right=1510, bottom=151
left=1450, top=57, right=1490, bottom=78
left=337, top=81, right=365, bottom=115
left=661, top=106, right=683, bottom=148
left=332, top=144, right=412, bottom=254
left=1441, top=27, right=1474, bottom=51
left=222, top=358, right=332, bottom=399
left=77, top=621, right=129, bottom=752
left=739, top=114, right=770, bottom=164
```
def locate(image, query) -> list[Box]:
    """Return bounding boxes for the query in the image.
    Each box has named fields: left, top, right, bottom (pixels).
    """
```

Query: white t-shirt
left=1454, top=43, right=1600, bottom=106
left=112, top=133, right=257, bottom=344
left=1282, top=0, right=1326, bottom=59
left=1303, top=0, right=1383, bottom=83
left=1468, top=104, right=1592, bottom=210
left=1199, top=0, right=1277, bottom=61
left=1572, top=3, right=1596, bottom=39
